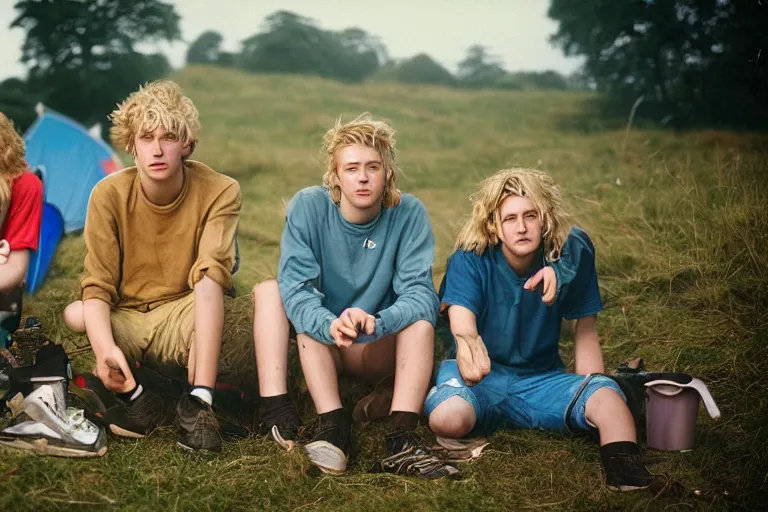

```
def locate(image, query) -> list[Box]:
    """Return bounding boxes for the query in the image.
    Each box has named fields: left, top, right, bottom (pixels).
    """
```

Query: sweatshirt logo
left=363, top=238, right=377, bottom=249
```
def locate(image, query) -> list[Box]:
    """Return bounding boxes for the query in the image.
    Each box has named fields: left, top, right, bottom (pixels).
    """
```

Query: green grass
left=2, top=65, right=766, bottom=510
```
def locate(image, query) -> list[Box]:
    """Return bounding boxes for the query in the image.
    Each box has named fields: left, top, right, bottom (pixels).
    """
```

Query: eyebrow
left=503, top=209, right=537, bottom=217
left=343, top=160, right=382, bottom=166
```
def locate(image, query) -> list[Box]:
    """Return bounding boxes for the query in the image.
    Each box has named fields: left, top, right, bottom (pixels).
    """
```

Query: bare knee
left=298, top=333, right=341, bottom=372
left=585, top=387, right=630, bottom=426
left=429, top=396, right=476, bottom=438
left=63, top=301, right=85, bottom=333
left=397, top=320, right=435, bottom=352
left=252, top=279, right=280, bottom=305
left=401, top=319, right=434, bottom=339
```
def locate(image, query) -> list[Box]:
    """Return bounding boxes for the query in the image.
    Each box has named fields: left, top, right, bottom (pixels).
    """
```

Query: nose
left=516, top=217, right=527, bottom=233
left=357, top=169, right=369, bottom=183
left=152, top=138, right=163, bottom=156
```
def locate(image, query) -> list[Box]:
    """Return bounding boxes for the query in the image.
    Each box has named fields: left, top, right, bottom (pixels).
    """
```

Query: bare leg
left=586, top=388, right=637, bottom=445
left=339, top=334, right=396, bottom=384
left=191, top=277, right=224, bottom=389
left=301, top=320, right=434, bottom=415
left=390, top=320, right=434, bottom=414
left=297, top=333, right=343, bottom=414
left=63, top=300, right=85, bottom=333
left=253, top=280, right=292, bottom=397
left=428, top=396, right=477, bottom=438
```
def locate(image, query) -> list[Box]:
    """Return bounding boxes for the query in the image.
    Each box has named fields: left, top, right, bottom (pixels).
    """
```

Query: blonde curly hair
left=321, top=113, right=401, bottom=208
left=454, top=168, right=574, bottom=262
left=0, top=112, right=27, bottom=230
left=109, top=80, right=200, bottom=157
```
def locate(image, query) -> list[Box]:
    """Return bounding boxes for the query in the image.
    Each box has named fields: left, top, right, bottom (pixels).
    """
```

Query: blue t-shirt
left=439, top=227, right=602, bottom=373
left=277, top=186, right=440, bottom=345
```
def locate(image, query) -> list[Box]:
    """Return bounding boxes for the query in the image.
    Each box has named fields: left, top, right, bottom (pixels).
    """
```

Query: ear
left=182, top=141, right=194, bottom=158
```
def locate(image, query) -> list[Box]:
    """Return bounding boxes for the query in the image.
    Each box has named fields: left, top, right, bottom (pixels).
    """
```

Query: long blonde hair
left=0, top=113, right=27, bottom=230
left=454, top=168, right=574, bottom=262
left=109, top=80, right=200, bottom=157
left=321, top=112, right=402, bottom=208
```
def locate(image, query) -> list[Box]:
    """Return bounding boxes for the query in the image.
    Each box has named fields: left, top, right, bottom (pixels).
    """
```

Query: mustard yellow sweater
left=81, top=160, right=241, bottom=311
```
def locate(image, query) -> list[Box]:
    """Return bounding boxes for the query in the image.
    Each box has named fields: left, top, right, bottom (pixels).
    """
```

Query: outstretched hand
left=524, top=266, right=557, bottom=306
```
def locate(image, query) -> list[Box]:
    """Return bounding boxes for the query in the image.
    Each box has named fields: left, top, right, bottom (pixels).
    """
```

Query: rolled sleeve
left=187, top=182, right=242, bottom=291
left=440, top=250, right=486, bottom=318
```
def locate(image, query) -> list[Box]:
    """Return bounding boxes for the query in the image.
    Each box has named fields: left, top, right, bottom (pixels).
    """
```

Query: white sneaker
left=0, top=381, right=107, bottom=457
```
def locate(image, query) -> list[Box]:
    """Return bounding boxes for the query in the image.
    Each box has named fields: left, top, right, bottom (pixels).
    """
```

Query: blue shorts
left=424, top=359, right=626, bottom=435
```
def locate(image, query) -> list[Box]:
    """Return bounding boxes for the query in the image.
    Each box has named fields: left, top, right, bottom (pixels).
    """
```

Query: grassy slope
left=2, top=65, right=766, bottom=510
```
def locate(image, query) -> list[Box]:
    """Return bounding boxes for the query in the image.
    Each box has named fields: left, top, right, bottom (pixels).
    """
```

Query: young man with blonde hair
left=252, top=113, right=458, bottom=478
left=62, top=80, right=241, bottom=453
left=425, top=169, right=654, bottom=491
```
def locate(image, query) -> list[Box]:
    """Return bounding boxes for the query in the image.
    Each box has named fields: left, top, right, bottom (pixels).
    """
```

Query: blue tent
left=23, top=106, right=123, bottom=233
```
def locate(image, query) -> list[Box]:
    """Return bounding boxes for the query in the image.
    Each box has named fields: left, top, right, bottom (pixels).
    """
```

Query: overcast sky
left=0, top=0, right=582, bottom=81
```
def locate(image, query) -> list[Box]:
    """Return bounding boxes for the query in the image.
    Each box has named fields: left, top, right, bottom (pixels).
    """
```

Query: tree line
left=186, top=11, right=577, bottom=91
left=0, top=3, right=576, bottom=135
left=1, top=1, right=764, bottom=134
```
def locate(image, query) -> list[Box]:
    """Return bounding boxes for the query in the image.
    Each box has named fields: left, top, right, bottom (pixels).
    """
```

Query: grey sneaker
left=0, top=382, right=107, bottom=457
left=176, top=393, right=222, bottom=453
left=374, top=431, right=461, bottom=480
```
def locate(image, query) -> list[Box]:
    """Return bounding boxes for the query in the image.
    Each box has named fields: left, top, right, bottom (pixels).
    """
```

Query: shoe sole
left=304, top=440, right=347, bottom=475
left=108, top=424, right=146, bottom=439
left=0, top=437, right=107, bottom=458
left=606, top=484, right=650, bottom=492
left=68, top=382, right=107, bottom=415
left=352, top=393, right=392, bottom=423
left=304, top=441, right=347, bottom=476
left=353, top=376, right=394, bottom=423
left=176, top=441, right=221, bottom=454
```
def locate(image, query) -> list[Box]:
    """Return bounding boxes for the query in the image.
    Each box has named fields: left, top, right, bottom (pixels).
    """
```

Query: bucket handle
left=645, top=378, right=721, bottom=419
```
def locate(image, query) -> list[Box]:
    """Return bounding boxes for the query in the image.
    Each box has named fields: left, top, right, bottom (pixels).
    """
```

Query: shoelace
left=382, top=445, right=449, bottom=476
left=65, top=407, right=95, bottom=432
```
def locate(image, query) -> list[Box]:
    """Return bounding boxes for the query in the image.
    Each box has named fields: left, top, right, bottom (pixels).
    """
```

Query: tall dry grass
left=2, top=66, right=766, bottom=510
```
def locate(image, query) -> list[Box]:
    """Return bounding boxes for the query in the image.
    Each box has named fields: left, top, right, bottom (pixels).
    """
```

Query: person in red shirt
left=0, top=112, right=43, bottom=340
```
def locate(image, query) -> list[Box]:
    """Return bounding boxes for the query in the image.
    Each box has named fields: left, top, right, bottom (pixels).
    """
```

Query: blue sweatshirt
left=277, top=186, right=440, bottom=345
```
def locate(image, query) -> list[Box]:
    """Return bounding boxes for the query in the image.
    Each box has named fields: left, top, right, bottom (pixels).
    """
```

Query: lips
left=356, top=190, right=371, bottom=196
left=149, top=162, right=167, bottom=170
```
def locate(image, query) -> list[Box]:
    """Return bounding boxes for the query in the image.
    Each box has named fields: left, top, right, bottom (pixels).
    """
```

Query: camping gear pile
left=0, top=319, right=255, bottom=459
left=0, top=326, right=107, bottom=457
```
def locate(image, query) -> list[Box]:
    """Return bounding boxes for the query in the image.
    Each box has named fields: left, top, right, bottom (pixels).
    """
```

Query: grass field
left=2, top=65, right=767, bottom=511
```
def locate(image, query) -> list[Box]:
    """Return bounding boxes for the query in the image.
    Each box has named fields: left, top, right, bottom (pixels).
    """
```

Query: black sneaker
left=374, top=431, right=461, bottom=480
left=257, top=396, right=302, bottom=450
left=176, top=393, right=222, bottom=453
left=304, top=415, right=352, bottom=475
left=602, top=448, right=654, bottom=491
left=101, top=387, right=165, bottom=438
